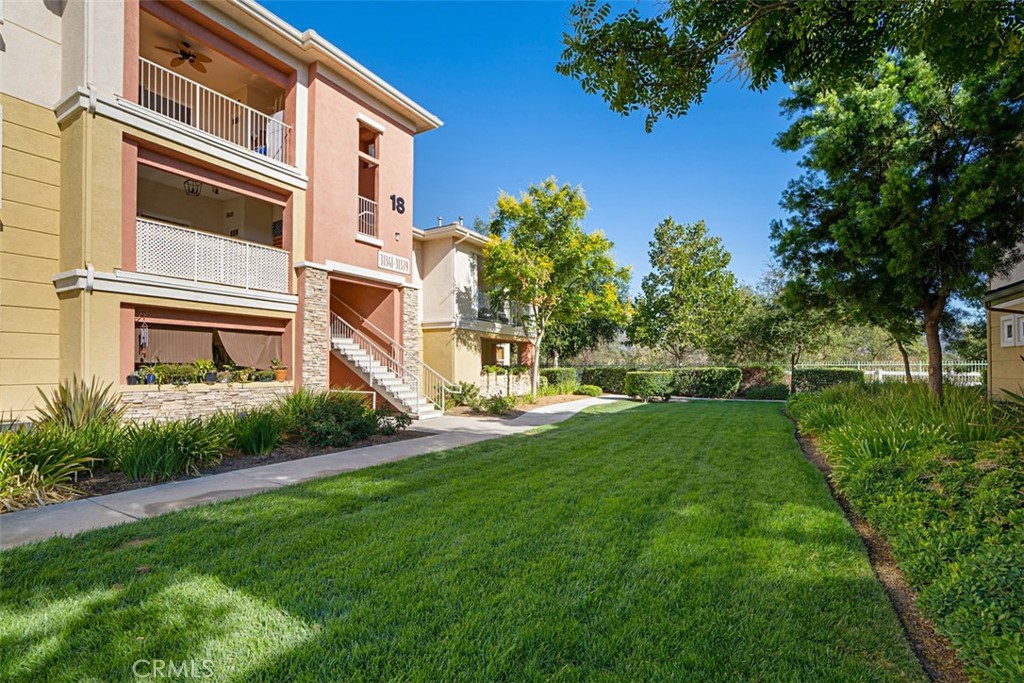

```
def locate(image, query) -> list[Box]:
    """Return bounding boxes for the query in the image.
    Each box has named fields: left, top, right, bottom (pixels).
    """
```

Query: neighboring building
left=413, top=222, right=531, bottom=392
left=0, top=0, right=445, bottom=420
left=985, top=253, right=1024, bottom=398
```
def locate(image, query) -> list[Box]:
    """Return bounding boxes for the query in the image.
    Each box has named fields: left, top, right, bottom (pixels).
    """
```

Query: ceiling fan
left=155, top=41, right=212, bottom=74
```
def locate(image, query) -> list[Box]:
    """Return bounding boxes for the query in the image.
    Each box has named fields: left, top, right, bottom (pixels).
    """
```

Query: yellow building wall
left=422, top=328, right=455, bottom=382
left=54, top=108, right=304, bottom=390
left=1, top=95, right=62, bottom=418
left=988, top=308, right=1024, bottom=398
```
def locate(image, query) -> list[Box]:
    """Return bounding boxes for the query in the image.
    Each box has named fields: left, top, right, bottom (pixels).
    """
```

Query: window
left=1018, top=315, right=1024, bottom=347
left=1000, top=315, right=1015, bottom=347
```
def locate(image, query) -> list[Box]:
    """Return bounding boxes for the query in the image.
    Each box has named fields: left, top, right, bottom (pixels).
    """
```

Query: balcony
left=136, top=217, right=290, bottom=293
left=358, top=196, right=378, bottom=238
left=138, top=57, right=293, bottom=166
left=476, top=291, right=522, bottom=326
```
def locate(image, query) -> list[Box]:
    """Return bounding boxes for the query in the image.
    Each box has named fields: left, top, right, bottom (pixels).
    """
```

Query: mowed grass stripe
left=0, top=401, right=925, bottom=682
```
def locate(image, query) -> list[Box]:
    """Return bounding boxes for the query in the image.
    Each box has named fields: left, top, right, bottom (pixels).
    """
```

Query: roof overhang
left=216, top=0, right=443, bottom=133
left=985, top=280, right=1024, bottom=312
left=413, top=224, right=491, bottom=247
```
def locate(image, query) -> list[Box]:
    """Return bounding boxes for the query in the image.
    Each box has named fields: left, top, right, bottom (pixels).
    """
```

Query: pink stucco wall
left=305, top=65, right=416, bottom=279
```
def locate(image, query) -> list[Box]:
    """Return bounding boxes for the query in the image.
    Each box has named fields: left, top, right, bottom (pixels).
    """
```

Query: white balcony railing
left=138, top=57, right=293, bottom=166
left=136, top=218, right=290, bottom=293
left=358, top=196, right=378, bottom=238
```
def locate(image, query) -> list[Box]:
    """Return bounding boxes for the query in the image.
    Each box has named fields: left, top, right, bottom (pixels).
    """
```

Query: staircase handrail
left=331, top=296, right=460, bottom=411
left=330, top=312, right=420, bottom=410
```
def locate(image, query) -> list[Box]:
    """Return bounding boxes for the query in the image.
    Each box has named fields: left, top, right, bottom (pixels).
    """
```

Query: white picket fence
left=797, top=361, right=986, bottom=386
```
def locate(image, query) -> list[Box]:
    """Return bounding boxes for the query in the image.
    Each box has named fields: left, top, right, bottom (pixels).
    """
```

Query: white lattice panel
left=136, top=219, right=289, bottom=293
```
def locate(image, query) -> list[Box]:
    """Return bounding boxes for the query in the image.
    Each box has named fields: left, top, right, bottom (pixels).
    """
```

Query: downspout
left=81, top=1, right=97, bottom=378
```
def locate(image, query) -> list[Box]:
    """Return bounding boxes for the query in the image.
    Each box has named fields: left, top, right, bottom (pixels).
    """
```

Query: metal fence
left=796, top=361, right=986, bottom=386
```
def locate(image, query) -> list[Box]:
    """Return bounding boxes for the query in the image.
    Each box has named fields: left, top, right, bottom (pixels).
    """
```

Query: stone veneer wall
left=476, top=373, right=533, bottom=398
left=402, top=286, right=421, bottom=368
left=119, top=384, right=293, bottom=422
left=302, top=268, right=330, bottom=389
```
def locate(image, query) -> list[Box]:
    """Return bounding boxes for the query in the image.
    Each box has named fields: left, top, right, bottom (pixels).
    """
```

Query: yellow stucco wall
left=988, top=306, right=1024, bottom=398
left=52, top=107, right=304, bottom=391
left=1, top=95, right=62, bottom=418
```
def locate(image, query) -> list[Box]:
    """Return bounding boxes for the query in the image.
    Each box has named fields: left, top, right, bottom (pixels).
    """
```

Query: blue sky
left=265, top=1, right=800, bottom=289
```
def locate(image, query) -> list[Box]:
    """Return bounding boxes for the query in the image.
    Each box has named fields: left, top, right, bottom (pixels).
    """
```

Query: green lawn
left=1, top=401, right=925, bottom=682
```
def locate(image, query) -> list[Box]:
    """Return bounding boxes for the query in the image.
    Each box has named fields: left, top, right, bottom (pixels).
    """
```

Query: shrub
left=483, top=394, right=518, bottom=415
left=448, top=382, right=481, bottom=408
left=539, top=368, right=578, bottom=393
left=252, top=369, right=275, bottom=382
left=35, top=375, right=125, bottom=429
left=154, top=363, right=200, bottom=386
left=792, top=367, right=864, bottom=393
left=0, top=423, right=102, bottom=509
left=231, top=408, right=283, bottom=455
left=743, top=384, right=790, bottom=401
left=117, top=418, right=232, bottom=480
left=789, top=383, right=1023, bottom=680
left=581, top=367, right=633, bottom=394
left=276, top=389, right=333, bottom=434
left=376, top=409, right=413, bottom=436
left=296, top=391, right=379, bottom=449
left=625, top=371, right=673, bottom=402
left=673, top=367, right=742, bottom=398
left=574, top=384, right=602, bottom=397
left=739, top=365, right=786, bottom=393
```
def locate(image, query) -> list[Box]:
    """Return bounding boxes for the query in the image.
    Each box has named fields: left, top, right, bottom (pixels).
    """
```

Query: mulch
left=790, top=420, right=969, bottom=683
left=71, top=430, right=433, bottom=499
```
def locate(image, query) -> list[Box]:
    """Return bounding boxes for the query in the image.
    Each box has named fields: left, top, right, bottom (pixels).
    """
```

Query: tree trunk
left=552, top=349, right=560, bottom=368
left=530, top=332, right=544, bottom=400
left=895, top=338, right=912, bottom=383
left=789, top=349, right=800, bottom=395
left=923, top=305, right=945, bottom=400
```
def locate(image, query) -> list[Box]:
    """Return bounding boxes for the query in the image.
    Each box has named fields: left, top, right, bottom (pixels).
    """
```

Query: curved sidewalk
left=0, top=397, right=609, bottom=550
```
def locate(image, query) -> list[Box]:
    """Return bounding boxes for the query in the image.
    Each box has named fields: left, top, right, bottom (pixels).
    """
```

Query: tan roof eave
left=223, top=0, right=443, bottom=133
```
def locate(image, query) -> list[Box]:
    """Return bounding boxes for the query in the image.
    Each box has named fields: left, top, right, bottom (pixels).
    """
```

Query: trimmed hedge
left=539, top=367, right=578, bottom=389
left=574, top=384, right=602, bottom=397
left=625, top=371, right=673, bottom=402
left=580, top=367, right=632, bottom=394
left=740, top=365, right=786, bottom=393
left=792, top=368, right=864, bottom=393
left=743, top=384, right=790, bottom=401
left=673, top=367, right=742, bottom=398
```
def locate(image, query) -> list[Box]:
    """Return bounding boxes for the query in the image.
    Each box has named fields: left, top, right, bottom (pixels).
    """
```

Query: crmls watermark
left=132, top=659, right=214, bottom=679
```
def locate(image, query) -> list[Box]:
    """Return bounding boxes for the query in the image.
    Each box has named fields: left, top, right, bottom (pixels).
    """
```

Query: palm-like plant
left=35, top=375, right=124, bottom=428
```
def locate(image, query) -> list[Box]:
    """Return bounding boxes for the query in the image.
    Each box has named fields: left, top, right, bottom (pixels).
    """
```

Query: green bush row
left=791, top=367, right=864, bottom=393
left=1, top=384, right=412, bottom=506
left=788, top=383, right=1023, bottom=681
left=539, top=367, right=579, bottom=391
left=673, top=367, right=742, bottom=398
left=624, top=372, right=674, bottom=401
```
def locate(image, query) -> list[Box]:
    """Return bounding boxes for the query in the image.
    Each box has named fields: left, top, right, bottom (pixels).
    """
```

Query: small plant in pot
left=126, top=370, right=139, bottom=385
left=218, top=364, right=234, bottom=384
left=271, top=357, right=288, bottom=381
left=194, top=358, right=217, bottom=384
left=138, top=365, right=158, bottom=385
left=254, top=369, right=275, bottom=382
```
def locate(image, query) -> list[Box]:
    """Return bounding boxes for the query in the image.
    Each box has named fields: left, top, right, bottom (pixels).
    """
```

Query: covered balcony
left=134, top=165, right=289, bottom=294
left=137, top=11, right=293, bottom=166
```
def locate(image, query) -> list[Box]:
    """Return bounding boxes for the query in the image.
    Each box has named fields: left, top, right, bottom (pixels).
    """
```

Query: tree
left=629, top=218, right=740, bottom=364
left=483, top=179, right=631, bottom=398
left=771, top=56, right=1024, bottom=397
left=947, top=316, right=988, bottom=362
left=557, top=0, right=1022, bottom=131
left=542, top=306, right=626, bottom=367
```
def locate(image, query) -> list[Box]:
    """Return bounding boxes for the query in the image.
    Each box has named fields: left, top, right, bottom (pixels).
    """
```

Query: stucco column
left=402, top=286, right=421, bottom=369
left=302, top=268, right=330, bottom=389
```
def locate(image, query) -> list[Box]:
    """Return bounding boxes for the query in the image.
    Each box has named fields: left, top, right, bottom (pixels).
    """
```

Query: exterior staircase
left=329, top=310, right=454, bottom=420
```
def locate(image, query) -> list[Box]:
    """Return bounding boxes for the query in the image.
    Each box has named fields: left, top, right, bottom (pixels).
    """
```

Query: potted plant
left=218, top=364, right=234, bottom=383
left=271, top=357, right=288, bottom=381
left=142, top=367, right=157, bottom=385
left=254, top=369, right=275, bottom=382
left=194, top=358, right=217, bottom=384
left=126, top=372, right=139, bottom=386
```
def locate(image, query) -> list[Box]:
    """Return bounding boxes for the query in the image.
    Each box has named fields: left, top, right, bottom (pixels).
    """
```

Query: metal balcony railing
left=358, top=196, right=378, bottom=238
left=136, top=218, right=290, bottom=293
left=138, top=57, right=293, bottom=166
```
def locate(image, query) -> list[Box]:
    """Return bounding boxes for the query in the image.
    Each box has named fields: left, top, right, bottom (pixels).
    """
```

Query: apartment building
left=413, top=222, right=532, bottom=392
left=985, top=252, right=1024, bottom=398
left=1, top=0, right=444, bottom=420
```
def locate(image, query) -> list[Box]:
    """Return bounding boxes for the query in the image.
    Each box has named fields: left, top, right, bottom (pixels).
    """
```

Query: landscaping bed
left=788, top=383, right=1024, bottom=682
left=70, top=430, right=432, bottom=499
left=444, top=392, right=587, bottom=418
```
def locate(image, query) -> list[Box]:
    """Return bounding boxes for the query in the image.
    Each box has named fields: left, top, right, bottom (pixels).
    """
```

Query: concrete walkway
left=0, top=397, right=609, bottom=550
